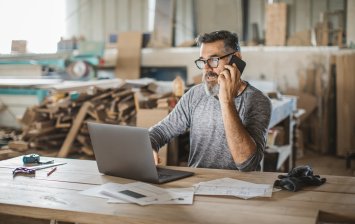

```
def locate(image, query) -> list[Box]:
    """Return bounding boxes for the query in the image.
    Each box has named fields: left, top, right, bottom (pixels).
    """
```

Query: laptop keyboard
left=158, top=173, right=171, bottom=178
left=157, top=168, right=173, bottom=178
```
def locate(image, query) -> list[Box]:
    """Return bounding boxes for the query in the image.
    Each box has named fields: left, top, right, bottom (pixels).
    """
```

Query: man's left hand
left=153, top=150, right=161, bottom=165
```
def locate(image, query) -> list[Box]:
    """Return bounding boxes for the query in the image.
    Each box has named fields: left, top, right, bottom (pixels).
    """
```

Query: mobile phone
left=229, top=55, right=246, bottom=74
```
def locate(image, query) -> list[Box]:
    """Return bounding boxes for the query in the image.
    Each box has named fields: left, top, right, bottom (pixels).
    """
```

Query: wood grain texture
left=0, top=156, right=354, bottom=224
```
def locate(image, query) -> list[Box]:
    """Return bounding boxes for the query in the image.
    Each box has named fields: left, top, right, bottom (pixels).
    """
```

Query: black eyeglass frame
left=194, top=51, right=236, bottom=70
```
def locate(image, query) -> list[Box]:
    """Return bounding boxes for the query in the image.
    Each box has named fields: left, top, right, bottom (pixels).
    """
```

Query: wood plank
left=265, top=3, right=287, bottom=46
left=0, top=148, right=20, bottom=160
left=351, top=54, right=355, bottom=150
left=7, top=140, right=28, bottom=152
left=336, top=53, right=345, bottom=156
left=149, top=0, right=174, bottom=48
left=57, top=102, right=92, bottom=158
left=115, top=32, right=142, bottom=79
left=336, top=53, right=355, bottom=156
left=342, top=53, right=351, bottom=153
left=0, top=213, right=49, bottom=224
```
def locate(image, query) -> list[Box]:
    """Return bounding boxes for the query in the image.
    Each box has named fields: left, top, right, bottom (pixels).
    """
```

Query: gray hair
left=195, top=30, right=240, bottom=52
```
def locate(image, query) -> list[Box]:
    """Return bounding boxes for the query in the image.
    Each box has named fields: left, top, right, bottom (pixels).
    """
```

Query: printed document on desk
left=80, top=184, right=127, bottom=203
left=101, top=182, right=174, bottom=205
left=104, top=186, right=194, bottom=205
left=81, top=182, right=194, bottom=205
left=80, top=182, right=194, bottom=205
left=194, top=178, right=273, bottom=199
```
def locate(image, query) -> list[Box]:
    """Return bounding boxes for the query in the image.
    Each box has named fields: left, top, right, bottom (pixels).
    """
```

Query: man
left=149, top=30, right=271, bottom=171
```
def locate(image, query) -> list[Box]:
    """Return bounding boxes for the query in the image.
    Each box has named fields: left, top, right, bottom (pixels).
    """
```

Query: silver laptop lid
left=88, top=122, right=159, bottom=183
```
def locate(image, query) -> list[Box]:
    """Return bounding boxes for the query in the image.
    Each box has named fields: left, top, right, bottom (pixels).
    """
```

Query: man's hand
left=218, top=63, right=242, bottom=104
left=153, top=150, right=161, bottom=165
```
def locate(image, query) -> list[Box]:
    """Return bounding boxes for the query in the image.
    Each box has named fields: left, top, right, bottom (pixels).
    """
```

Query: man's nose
left=203, top=62, right=212, bottom=70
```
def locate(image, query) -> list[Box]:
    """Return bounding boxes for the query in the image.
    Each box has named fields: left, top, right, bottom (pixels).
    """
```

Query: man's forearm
left=220, top=102, right=257, bottom=164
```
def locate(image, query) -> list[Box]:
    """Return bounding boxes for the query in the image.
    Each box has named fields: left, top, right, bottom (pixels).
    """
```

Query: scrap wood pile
left=5, top=86, right=136, bottom=158
left=0, top=129, right=22, bottom=160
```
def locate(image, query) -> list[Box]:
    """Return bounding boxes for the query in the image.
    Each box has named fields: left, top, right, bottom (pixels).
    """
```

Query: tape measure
left=23, top=154, right=40, bottom=164
left=23, top=154, right=54, bottom=165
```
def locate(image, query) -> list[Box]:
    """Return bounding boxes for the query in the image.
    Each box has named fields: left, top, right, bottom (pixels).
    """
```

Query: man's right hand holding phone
left=218, top=54, right=246, bottom=104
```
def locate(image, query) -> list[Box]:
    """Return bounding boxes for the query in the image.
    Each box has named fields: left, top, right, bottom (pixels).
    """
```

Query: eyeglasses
left=194, top=52, right=236, bottom=70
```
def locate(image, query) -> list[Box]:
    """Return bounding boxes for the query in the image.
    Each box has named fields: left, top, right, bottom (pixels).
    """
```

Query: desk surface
left=0, top=156, right=354, bottom=224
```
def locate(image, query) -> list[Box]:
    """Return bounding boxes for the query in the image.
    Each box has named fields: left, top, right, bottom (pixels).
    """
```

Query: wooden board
left=57, top=102, right=92, bottom=158
left=335, top=52, right=355, bottom=156
left=148, top=0, right=174, bottom=48
left=115, top=32, right=142, bottom=80
left=265, top=3, right=287, bottom=46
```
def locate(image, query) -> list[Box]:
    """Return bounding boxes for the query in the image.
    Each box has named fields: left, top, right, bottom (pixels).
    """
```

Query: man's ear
left=235, top=52, right=242, bottom=59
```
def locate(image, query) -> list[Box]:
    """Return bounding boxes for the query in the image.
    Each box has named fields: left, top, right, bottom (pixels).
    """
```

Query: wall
left=195, top=0, right=243, bottom=36
left=242, top=47, right=337, bottom=92
left=175, top=0, right=195, bottom=46
left=347, top=0, right=355, bottom=47
left=246, top=0, right=345, bottom=42
left=137, top=46, right=338, bottom=91
left=65, top=0, right=150, bottom=41
left=65, top=0, right=348, bottom=46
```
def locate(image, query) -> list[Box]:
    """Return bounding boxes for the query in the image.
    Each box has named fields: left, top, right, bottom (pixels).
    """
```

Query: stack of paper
left=80, top=182, right=194, bottom=206
left=194, top=178, right=273, bottom=199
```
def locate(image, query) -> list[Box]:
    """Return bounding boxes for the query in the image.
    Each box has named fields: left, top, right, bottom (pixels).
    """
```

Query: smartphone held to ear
left=229, top=55, right=246, bottom=74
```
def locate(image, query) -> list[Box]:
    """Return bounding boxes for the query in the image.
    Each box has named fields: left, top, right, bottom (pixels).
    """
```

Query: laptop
left=87, top=122, right=193, bottom=184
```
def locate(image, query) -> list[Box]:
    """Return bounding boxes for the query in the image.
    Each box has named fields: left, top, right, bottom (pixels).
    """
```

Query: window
left=0, top=0, right=66, bottom=53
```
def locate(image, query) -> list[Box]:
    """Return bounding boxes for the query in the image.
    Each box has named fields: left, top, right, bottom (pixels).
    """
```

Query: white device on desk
left=87, top=122, right=193, bottom=184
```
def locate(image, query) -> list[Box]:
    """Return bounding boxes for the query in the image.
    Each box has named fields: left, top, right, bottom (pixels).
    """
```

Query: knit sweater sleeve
left=148, top=88, right=193, bottom=151
left=235, top=90, right=272, bottom=171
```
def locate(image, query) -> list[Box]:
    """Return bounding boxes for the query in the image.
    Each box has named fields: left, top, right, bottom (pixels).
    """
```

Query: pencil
left=47, top=167, right=57, bottom=176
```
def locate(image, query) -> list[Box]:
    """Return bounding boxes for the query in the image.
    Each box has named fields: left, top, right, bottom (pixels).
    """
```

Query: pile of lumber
left=0, top=129, right=22, bottom=160
left=8, top=87, right=136, bottom=158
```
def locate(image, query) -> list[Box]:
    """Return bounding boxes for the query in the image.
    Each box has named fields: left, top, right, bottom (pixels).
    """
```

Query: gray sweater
left=149, top=83, right=272, bottom=171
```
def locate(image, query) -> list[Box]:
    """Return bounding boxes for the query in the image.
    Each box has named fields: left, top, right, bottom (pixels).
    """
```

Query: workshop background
left=0, top=0, right=354, bottom=176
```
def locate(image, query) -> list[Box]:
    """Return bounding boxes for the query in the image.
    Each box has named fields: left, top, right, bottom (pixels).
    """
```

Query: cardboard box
left=11, top=40, right=27, bottom=53
left=136, top=108, right=169, bottom=165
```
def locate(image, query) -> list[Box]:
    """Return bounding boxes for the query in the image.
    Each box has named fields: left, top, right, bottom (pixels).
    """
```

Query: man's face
left=199, top=40, right=230, bottom=96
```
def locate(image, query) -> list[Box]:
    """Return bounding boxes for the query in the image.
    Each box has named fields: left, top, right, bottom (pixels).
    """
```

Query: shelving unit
left=263, top=96, right=297, bottom=172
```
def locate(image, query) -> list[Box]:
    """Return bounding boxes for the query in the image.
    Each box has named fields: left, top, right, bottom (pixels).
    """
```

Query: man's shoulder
left=245, top=83, right=269, bottom=98
left=243, top=83, right=272, bottom=106
left=184, top=83, right=205, bottom=96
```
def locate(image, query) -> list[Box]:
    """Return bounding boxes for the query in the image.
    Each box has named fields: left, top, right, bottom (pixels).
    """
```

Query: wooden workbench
left=0, top=156, right=354, bottom=224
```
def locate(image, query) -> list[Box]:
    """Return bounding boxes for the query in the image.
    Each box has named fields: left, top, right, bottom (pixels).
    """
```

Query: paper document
left=80, top=184, right=127, bottom=203
left=163, top=187, right=194, bottom=205
left=100, top=182, right=172, bottom=205
left=105, top=187, right=194, bottom=205
left=81, top=182, right=194, bottom=205
left=194, top=178, right=273, bottom=199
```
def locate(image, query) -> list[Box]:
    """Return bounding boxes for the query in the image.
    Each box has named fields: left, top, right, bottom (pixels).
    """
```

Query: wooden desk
left=0, top=156, right=354, bottom=224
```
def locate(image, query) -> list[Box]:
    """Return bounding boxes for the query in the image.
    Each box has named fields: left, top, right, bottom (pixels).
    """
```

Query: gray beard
left=203, top=71, right=220, bottom=96
left=203, top=81, right=219, bottom=96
